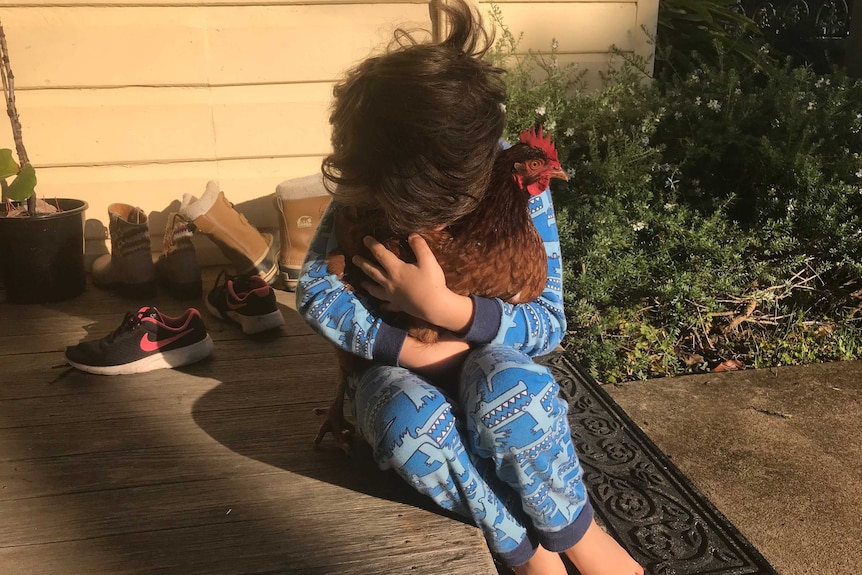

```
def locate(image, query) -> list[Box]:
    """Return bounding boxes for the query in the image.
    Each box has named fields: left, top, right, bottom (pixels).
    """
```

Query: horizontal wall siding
left=0, top=2, right=429, bottom=236
left=0, top=0, right=657, bottom=252
left=0, top=84, right=333, bottom=166
left=2, top=5, right=430, bottom=88
left=483, top=2, right=638, bottom=54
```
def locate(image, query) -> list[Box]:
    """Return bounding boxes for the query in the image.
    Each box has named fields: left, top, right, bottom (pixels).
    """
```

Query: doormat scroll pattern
left=539, top=352, right=778, bottom=575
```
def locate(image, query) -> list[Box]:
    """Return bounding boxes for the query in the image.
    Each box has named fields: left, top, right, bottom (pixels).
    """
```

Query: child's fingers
left=353, top=255, right=388, bottom=285
left=363, top=235, right=400, bottom=269
left=407, top=234, right=435, bottom=265
left=360, top=280, right=389, bottom=302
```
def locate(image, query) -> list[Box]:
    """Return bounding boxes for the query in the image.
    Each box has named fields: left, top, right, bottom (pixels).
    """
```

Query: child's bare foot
left=564, top=518, right=643, bottom=575
left=513, top=544, right=566, bottom=575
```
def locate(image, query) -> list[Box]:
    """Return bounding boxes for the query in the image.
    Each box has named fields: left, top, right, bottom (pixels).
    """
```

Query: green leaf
left=6, top=163, right=37, bottom=202
left=0, top=149, right=19, bottom=179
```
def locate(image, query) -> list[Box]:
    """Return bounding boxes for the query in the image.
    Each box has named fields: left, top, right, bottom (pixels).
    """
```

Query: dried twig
left=723, top=299, right=757, bottom=334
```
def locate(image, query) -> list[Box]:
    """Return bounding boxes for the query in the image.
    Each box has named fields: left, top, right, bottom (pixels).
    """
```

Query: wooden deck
left=0, top=269, right=497, bottom=575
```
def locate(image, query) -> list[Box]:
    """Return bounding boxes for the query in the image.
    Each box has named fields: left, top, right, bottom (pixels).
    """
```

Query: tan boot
left=180, top=181, right=278, bottom=284
left=154, top=212, right=202, bottom=299
left=92, top=203, right=156, bottom=298
left=275, top=175, right=331, bottom=291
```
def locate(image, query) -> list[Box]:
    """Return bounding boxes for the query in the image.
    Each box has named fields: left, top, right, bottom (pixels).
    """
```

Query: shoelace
left=104, top=311, right=143, bottom=344
left=212, top=270, right=255, bottom=297
left=212, top=270, right=230, bottom=291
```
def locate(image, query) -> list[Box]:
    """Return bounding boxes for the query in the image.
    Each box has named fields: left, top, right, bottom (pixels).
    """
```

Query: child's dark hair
left=322, top=0, right=507, bottom=235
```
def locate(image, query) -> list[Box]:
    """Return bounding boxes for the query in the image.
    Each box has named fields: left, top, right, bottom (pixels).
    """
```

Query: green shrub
left=490, top=15, right=862, bottom=382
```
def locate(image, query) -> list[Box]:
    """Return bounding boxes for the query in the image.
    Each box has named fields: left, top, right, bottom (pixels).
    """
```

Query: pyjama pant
left=348, top=344, right=593, bottom=567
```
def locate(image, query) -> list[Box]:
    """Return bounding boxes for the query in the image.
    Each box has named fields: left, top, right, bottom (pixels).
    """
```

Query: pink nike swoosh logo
left=140, top=329, right=194, bottom=352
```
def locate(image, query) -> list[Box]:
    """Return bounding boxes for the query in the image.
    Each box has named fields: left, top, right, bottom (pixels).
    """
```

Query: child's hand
left=354, top=234, right=473, bottom=333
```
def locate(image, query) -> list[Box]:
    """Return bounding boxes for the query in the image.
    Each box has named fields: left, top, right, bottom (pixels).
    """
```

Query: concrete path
left=605, top=361, right=862, bottom=575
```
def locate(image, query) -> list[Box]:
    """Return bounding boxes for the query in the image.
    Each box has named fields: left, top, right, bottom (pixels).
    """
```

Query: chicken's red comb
left=518, top=125, right=559, bottom=163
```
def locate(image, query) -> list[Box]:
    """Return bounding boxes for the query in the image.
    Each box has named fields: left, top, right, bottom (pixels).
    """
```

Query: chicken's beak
left=550, top=166, right=569, bottom=182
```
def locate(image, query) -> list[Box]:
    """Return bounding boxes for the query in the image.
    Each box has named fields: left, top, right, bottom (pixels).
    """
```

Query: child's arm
left=297, top=205, right=472, bottom=378
left=355, top=188, right=566, bottom=358
left=296, top=204, right=408, bottom=365
left=484, top=189, right=566, bottom=356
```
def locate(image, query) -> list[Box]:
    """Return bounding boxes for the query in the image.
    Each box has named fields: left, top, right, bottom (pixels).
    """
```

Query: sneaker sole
left=205, top=297, right=284, bottom=335
left=66, top=336, right=214, bottom=375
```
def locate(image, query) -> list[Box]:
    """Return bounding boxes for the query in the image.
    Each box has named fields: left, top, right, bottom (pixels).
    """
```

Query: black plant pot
left=0, top=199, right=88, bottom=304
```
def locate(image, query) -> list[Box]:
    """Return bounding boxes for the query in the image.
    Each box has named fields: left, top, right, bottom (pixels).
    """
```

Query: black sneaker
left=65, top=307, right=214, bottom=375
left=205, top=272, right=285, bottom=335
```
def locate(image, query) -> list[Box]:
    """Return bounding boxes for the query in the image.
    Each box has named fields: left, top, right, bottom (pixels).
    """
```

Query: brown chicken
left=314, top=126, right=568, bottom=452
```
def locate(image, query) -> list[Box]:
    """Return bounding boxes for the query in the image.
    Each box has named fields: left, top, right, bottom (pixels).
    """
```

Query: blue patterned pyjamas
left=350, top=344, right=594, bottom=567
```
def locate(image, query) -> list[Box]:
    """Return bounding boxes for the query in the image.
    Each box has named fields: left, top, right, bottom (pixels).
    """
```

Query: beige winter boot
left=275, top=174, right=331, bottom=291
left=154, top=212, right=202, bottom=299
left=92, top=204, right=156, bottom=298
left=180, top=181, right=278, bottom=284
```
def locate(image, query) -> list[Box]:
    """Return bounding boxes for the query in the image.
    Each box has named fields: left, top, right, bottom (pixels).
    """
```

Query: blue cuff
left=538, top=499, right=595, bottom=553
left=462, top=295, right=502, bottom=343
left=372, top=321, right=407, bottom=365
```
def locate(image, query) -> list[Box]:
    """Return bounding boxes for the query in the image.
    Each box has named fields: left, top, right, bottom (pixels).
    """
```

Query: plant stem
left=0, top=18, right=34, bottom=215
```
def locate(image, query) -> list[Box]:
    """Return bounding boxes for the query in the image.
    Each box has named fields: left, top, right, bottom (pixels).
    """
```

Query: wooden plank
left=0, top=472, right=438, bottom=546
left=210, top=83, right=333, bottom=160
left=1, top=5, right=430, bottom=89
left=1, top=84, right=332, bottom=167
left=0, top=518, right=491, bottom=575
left=206, top=4, right=431, bottom=85
left=486, top=1, right=638, bottom=53
left=0, top=300, right=497, bottom=575
left=0, top=0, right=428, bottom=8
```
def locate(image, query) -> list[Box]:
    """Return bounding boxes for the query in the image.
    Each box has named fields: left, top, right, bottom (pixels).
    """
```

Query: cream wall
left=0, top=0, right=657, bottom=263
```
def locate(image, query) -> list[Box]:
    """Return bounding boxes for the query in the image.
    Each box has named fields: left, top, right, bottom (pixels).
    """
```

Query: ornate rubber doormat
left=539, top=351, right=778, bottom=575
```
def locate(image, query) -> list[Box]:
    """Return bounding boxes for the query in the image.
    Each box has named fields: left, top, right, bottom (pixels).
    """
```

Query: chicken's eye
left=527, top=159, right=543, bottom=171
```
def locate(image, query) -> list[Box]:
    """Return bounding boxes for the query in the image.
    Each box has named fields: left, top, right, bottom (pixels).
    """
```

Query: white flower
left=631, top=221, right=646, bottom=232
left=664, top=202, right=677, bottom=211
left=735, top=88, right=742, bottom=95
left=499, top=103, right=506, bottom=113
left=566, top=168, right=577, bottom=179
left=707, top=99, right=721, bottom=112
left=641, top=136, right=650, bottom=146
left=694, top=97, right=702, bottom=106
left=674, top=111, right=683, bottom=120
left=856, top=169, right=862, bottom=179
left=565, top=128, right=575, bottom=137
left=536, top=106, right=546, bottom=116
left=552, top=39, right=559, bottom=51
left=772, top=119, right=781, bottom=128
left=807, top=101, right=816, bottom=111
left=546, top=120, right=556, bottom=131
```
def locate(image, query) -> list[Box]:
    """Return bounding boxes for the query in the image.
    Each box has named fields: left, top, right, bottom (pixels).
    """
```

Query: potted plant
left=0, top=18, right=88, bottom=304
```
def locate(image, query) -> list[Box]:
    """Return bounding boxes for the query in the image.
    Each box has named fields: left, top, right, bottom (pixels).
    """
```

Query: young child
left=297, top=2, right=643, bottom=574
